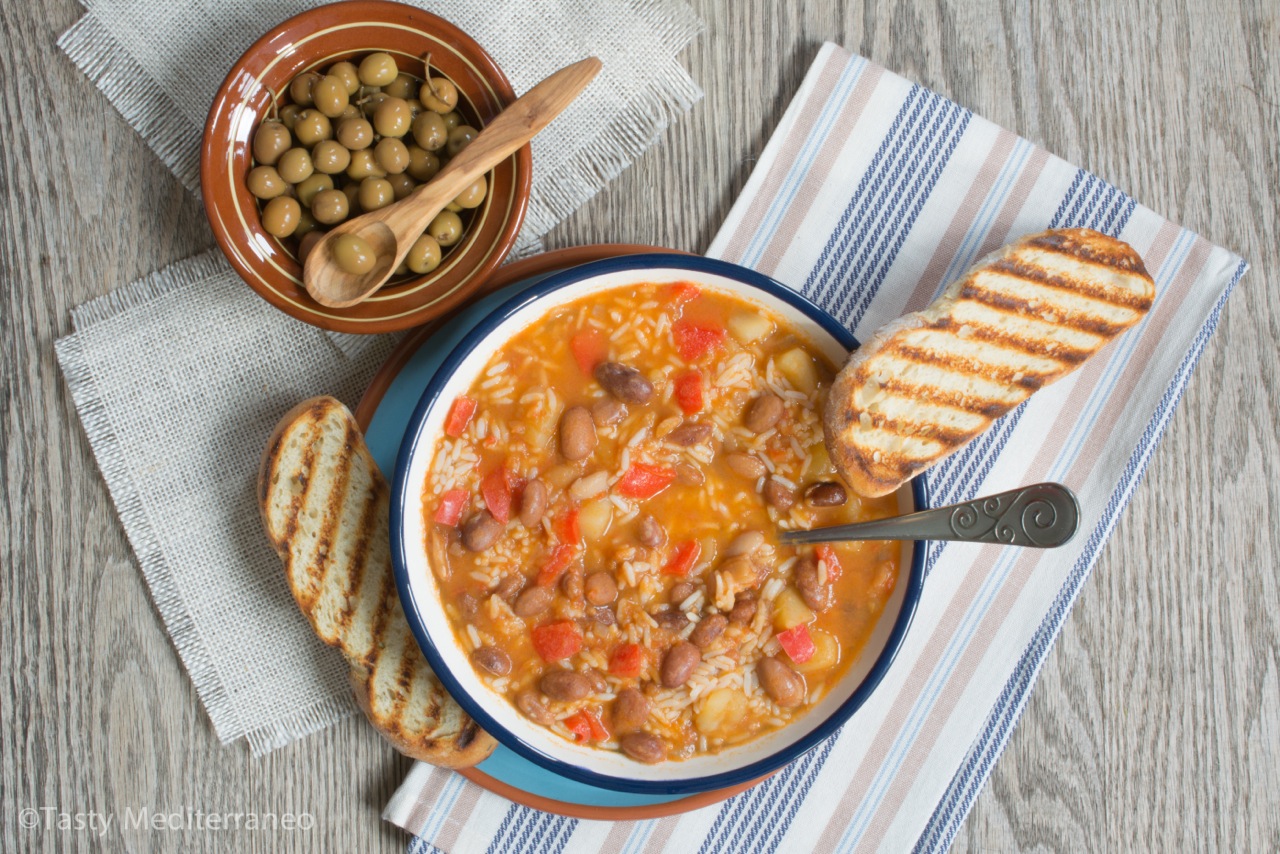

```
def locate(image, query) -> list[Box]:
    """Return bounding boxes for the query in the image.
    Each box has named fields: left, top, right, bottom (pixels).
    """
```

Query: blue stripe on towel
left=913, top=257, right=1248, bottom=853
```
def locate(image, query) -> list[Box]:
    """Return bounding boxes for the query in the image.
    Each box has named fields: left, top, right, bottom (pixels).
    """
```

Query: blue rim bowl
left=390, top=254, right=929, bottom=794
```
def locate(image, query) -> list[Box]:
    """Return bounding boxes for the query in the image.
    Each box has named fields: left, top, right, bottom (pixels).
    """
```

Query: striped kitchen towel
left=385, top=43, right=1247, bottom=852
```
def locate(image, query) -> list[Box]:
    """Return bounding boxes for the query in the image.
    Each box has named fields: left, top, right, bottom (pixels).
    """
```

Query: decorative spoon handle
left=778, top=482, right=1080, bottom=548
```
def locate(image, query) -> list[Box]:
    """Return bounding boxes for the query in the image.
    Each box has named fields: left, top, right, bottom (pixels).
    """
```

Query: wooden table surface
left=3, top=0, right=1277, bottom=851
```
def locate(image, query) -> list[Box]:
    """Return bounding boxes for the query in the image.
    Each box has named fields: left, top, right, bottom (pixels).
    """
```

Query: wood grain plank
left=2, top=0, right=1276, bottom=851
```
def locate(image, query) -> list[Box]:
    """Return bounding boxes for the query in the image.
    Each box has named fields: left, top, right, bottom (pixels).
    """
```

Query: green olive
left=293, top=110, right=332, bottom=146
left=445, top=200, right=462, bottom=213
left=419, top=76, right=458, bottom=113
left=276, top=147, right=314, bottom=184
left=346, top=149, right=387, bottom=181
left=297, top=229, right=323, bottom=262
left=341, top=181, right=362, bottom=209
left=328, top=61, right=361, bottom=95
left=288, top=71, right=321, bottom=107
left=446, top=125, right=479, bottom=157
left=385, top=72, right=418, bottom=99
left=427, top=210, right=463, bottom=247
left=452, top=175, right=487, bottom=209
left=394, top=258, right=410, bottom=276
left=411, top=111, right=448, bottom=151
left=294, top=173, right=334, bottom=207
left=406, top=145, right=440, bottom=181
left=338, top=104, right=361, bottom=121
left=359, top=91, right=388, bottom=119
left=279, top=104, right=303, bottom=130
left=406, top=233, right=443, bottom=274
left=312, top=75, right=350, bottom=118
left=261, top=196, right=302, bottom=237
left=252, top=119, right=291, bottom=165
left=332, top=233, right=377, bottom=274
left=358, top=52, right=398, bottom=87
left=387, top=172, right=417, bottom=200
left=336, top=117, right=374, bottom=150
left=440, top=110, right=461, bottom=130
left=247, top=165, right=286, bottom=200
left=310, top=188, right=350, bottom=224
left=358, top=177, right=395, bottom=211
left=374, top=137, right=410, bottom=174
left=311, top=140, right=351, bottom=175
left=373, top=97, right=412, bottom=138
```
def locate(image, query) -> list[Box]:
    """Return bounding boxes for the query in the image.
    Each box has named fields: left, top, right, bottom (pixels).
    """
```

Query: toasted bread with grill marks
left=825, top=228, right=1155, bottom=497
left=259, top=396, right=496, bottom=767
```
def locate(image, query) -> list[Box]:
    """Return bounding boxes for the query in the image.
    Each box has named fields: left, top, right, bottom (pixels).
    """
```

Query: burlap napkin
left=385, top=43, right=1247, bottom=854
left=55, top=0, right=702, bottom=754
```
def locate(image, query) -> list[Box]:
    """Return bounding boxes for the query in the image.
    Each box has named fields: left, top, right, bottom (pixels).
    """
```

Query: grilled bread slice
left=825, top=228, right=1155, bottom=496
left=259, top=396, right=496, bottom=767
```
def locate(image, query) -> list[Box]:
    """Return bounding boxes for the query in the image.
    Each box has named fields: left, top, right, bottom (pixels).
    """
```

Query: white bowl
left=390, top=254, right=927, bottom=794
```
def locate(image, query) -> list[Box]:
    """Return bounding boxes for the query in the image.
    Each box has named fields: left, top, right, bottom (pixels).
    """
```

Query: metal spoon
left=303, top=56, right=603, bottom=308
left=778, top=482, right=1080, bottom=548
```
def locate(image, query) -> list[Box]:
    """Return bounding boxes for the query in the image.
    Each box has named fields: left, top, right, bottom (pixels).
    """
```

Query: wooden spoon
left=303, top=57, right=602, bottom=308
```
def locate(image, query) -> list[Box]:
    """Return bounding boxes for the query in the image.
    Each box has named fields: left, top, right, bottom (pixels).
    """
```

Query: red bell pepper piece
left=443, top=395, right=477, bottom=438
left=669, top=282, right=701, bottom=304
left=816, top=545, right=843, bottom=583
left=563, top=709, right=610, bottom=743
left=531, top=620, right=583, bottom=661
left=481, top=466, right=512, bottom=524
left=661, top=539, right=701, bottom=576
left=570, top=327, right=608, bottom=375
left=776, top=623, right=816, bottom=664
left=608, top=642, right=647, bottom=678
left=616, top=463, right=676, bottom=500
left=535, top=544, right=578, bottom=587
left=553, top=507, right=581, bottom=543
left=672, top=320, right=726, bottom=362
left=433, top=488, right=468, bottom=526
left=674, top=370, right=704, bottom=415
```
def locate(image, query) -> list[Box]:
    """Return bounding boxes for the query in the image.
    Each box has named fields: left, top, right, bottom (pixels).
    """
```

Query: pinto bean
left=652, top=608, right=692, bottom=632
left=725, top=530, right=765, bottom=557
left=728, top=591, right=758, bottom=624
left=592, top=606, right=617, bottom=626
left=620, top=731, right=667, bottom=764
left=513, top=585, right=555, bottom=618
left=660, top=641, right=702, bottom=688
left=613, top=687, right=650, bottom=733
left=591, top=397, right=627, bottom=426
left=689, top=614, right=728, bottom=649
left=725, top=452, right=766, bottom=479
left=519, top=480, right=549, bottom=527
left=495, top=572, right=523, bottom=602
left=668, top=581, right=697, bottom=605
left=559, top=406, right=597, bottom=461
left=460, top=511, right=502, bottom=551
left=517, top=691, right=555, bottom=725
left=586, top=669, right=609, bottom=693
left=805, top=481, right=848, bottom=507
left=561, top=562, right=585, bottom=606
left=637, top=515, right=666, bottom=548
left=757, top=656, right=806, bottom=708
left=594, top=361, right=654, bottom=404
left=585, top=571, right=618, bottom=605
left=540, top=669, right=592, bottom=702
left=763, top=478, right=795, bottom=511
left=471, top=646, right=512, bottom=676
left=675, top=462, right=704, bottom=486
left=744, top=394, right=785, bottom=433
left=667, top=421, right=712, bottom=446
left=795, top=554, right=831, bottom=612
left=457, top=592, right=479, bottom=617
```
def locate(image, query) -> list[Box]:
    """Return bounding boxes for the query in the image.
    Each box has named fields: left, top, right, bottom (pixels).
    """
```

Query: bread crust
left=825, top=228, right=1155, bottom=496
left=260, top=396, right=496, bottom=766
